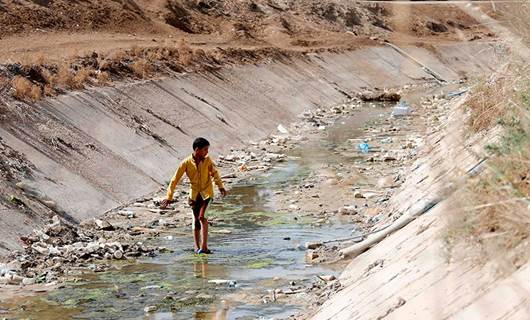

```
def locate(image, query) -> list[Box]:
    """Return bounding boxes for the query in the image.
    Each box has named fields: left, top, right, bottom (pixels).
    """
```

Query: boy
left=160, top=137, right=227, bottom=254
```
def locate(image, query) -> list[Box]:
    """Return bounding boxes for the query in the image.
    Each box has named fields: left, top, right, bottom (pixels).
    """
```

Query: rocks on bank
left=0, top=215, right=161, bottom=287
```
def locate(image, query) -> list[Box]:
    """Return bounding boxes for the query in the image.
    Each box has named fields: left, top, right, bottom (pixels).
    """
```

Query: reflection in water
left=194, top=311, right=210, bottom=320
left=193, top=260, right=209, bottom=278
left=193, top=306, right=228, bottom=320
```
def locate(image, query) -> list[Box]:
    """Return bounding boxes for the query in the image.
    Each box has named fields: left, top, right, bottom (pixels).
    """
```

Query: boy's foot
left=196, top=248, right=212, bottom=254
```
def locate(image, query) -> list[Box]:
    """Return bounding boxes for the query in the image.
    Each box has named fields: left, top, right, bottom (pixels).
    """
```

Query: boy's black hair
left=192, top=137, right=210, bottom=150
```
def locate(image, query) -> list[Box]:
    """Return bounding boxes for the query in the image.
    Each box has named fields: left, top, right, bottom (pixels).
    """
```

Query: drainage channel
left=1, top=105, right=392, bottom=320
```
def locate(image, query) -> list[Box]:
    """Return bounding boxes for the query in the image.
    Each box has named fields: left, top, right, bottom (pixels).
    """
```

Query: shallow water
left=1, top=105, right=390, bottom=320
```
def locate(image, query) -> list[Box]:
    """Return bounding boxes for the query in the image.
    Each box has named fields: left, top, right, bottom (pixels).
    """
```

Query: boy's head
left=192, top=137, right=210, bottom=159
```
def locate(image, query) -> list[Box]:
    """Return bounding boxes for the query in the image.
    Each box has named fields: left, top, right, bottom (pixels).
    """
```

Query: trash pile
left=358, top=90, right=402, bottom=102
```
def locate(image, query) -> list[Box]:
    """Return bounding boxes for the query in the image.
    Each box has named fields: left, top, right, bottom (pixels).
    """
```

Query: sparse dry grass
left=129, top=59, right=151, bottom=78
left=11, top=76, right=41, bottom=102
left=96, top=71, right=109, bottom=85
left=487, top=1, right=530, bottom=46
left=69, top=67, right=91, bottom=89
left=43, top=84, right=54, bottom=96
left=4, top=41, right=290, bottom=102
left=11, top=76, right=32, bottom=99
left=446, top=3, right=530, bottom=274
left=131, top=44, right=145, bottom=58
left=447, top=64, right=530, bottom=274
left=41, top=68, right=56, bottom=85
left=29, top=84, right=42, bottom=101
left=17, top=52, right=46, bottom=66
left=106, top=50, right=126, bottom=62
left=177, top=38, right=193, bottom=66
left=56, top=64, right=72, bottom=87
left=465, top=77, right=508, bottom=132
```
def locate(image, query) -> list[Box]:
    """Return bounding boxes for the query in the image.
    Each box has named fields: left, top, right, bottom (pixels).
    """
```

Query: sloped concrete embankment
left=312, top=97, right=530, bottom=319
left=0, top=42, right=502, bottom=254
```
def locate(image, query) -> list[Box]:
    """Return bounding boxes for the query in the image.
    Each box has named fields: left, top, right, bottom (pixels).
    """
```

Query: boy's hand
left=160, top=199, right=170, bottom=209
left=220, top=188, right=228, bottom=197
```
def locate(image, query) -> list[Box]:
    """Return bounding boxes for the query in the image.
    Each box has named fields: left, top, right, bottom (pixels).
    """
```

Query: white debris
left=277, top=124, right=289, bottom=134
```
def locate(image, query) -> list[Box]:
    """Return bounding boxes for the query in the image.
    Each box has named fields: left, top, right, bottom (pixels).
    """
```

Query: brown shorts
left=189, top=195, right=210, bottom=230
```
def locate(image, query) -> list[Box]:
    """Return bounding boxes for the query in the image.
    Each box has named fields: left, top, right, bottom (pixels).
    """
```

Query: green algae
left=246, top=258, right=274, bottom=269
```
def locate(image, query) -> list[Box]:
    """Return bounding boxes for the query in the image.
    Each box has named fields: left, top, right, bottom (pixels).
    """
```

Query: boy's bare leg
left=199, top=203, right=209, bottom=251
left=192, top=200, right=201, bottom=250
left=193, top=228, right=201, bottom=250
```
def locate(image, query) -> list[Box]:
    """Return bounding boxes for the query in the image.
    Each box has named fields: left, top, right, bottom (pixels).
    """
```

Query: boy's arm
left=161, top=160, right=186, bottom=208
left=209, top=160, right=227, bottom=196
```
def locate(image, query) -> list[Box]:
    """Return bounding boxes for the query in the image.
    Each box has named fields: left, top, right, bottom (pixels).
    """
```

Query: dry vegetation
left=466, top=78, right=508, bottom=132
left=446, top=54, right=529, bottom=273
left=481, top=0, right=530, bottom=46
left=4, top=41, right=299, bottom=102
left=11, top=75, right=41, bottom=102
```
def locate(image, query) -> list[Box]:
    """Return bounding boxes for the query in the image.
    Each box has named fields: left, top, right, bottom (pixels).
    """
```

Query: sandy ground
left=0, top=1, right=491, bottom=64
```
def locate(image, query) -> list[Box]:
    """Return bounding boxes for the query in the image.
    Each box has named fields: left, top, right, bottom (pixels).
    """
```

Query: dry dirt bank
left=0, top=0, right=491, bottom=101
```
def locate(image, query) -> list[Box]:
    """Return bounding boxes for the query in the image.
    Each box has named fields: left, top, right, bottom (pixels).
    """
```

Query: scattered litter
left=5, top=215, right=158, bottom=285
left=306, top=251, right=319, bottom=260
left=144, top=306, right=157, bottom=313
left=212, top=229, right=232, bottom=234
left=318, top=275, right=336, bottom=282
left=288, top=204, right=300, bottom=211
left=391, top=101, right=411, bottom=117
left=141, top=285, right=161, bottom=290
left=277, top=124, right=289, bottom=134
left=305, top=242, right=323, bottom=249
left=94, top=219, right=114, bottom=231
left=358, top=143, right=369, bottom=154
left=447, top=89, right=468, bottom=97
left=208, top=279, right=231, bottom=285
left=338, top=205, right=357, bottom=215
left=118, top=210, right=135, bottom=219
left=354, top=191, right=365, bottom=198
left=358, top=90, right=401, bottom=102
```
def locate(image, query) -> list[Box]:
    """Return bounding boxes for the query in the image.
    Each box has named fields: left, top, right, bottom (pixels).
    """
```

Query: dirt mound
left=385, top=3, right=493, bottom=40
left=0, top=0, right=385, bottom=38
left=0, top=0, right=156, bottom=36
left=158, top=0, right=394, bottom=41
left=0, top=1, right=487, bottom=42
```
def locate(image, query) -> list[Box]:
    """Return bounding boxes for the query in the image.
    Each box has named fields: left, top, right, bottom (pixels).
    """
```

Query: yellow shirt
left=166, top=155, right=224, bottom=201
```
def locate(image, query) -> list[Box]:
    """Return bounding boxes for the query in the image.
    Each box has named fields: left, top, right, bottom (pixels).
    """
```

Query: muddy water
left=1, top=105, right=390, bottom=320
